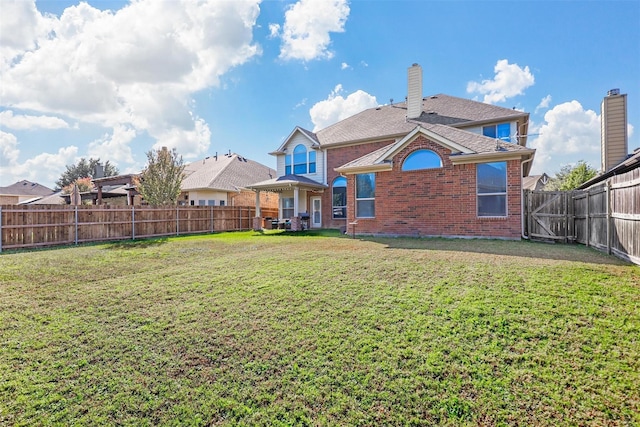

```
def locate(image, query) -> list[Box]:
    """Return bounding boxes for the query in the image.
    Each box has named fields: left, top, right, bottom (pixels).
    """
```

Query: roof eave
left=334, top=163, right=393, bottom=175
left=449, top=149, right=535, bottom=165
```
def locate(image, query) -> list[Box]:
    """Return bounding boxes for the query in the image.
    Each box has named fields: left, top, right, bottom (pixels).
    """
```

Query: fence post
left=0, top=206, right=3, bottom=253
left=75, top=206, right=79, bottom=245
left=585, top=190, right=590, bottom=247
left=211, top=205, right=214, bottom=233
left=132, top=206, right=136, bottom=240
left=606, top=181, right=611, bottom=255
left=176, top=206, right=180, bottom=236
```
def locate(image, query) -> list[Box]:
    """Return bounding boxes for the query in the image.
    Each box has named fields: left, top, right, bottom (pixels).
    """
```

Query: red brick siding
left=340, top=136, right=523, bottom=239
left=321, top=139, right=395, bottom=229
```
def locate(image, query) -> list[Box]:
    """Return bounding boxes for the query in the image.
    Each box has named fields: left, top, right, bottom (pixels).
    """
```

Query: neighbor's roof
left=316, top=94, right=528, bottom=147
left=181, top=153, right=276, bottom=192
left=0, top=180, right=54, bottom=197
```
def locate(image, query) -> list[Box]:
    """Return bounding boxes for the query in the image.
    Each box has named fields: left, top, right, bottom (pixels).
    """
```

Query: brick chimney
left=601, top=89, right=628, bottom=173
left=407, top=63, right=423, bottom=119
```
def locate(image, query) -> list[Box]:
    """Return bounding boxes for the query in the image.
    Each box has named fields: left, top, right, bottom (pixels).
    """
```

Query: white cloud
left=0, top=0, right=262, bottom=169
left=535, top=95, right=552, bottom=114
left=341, top=62, right=350, bottom=70
left=151, top=117, right=212, bottom=159
left=268, top=23, right=280, bottom=39
left=278, top=0, right=350, bottom=61
left=309, top=84, right=378, bottom=131
left=529, top=101, right=601, bottom=174
left=88, top=125, right=136, bottom=164
left=0, top=130, right=78, bottom=187
left=467, top=59, right=535, bottom=104
left=0, top=110, right=70, bottom=130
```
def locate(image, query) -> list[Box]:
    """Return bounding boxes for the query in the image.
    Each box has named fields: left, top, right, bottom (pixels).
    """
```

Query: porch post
left=255, top=190, right=261, bottom=218
left=293, top=187, right=299, bottom=217
left=252, top=190, right=262, bottom=231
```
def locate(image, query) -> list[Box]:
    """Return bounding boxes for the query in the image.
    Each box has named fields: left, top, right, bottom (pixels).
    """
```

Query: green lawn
left=0, top=231, right=638, bottom=426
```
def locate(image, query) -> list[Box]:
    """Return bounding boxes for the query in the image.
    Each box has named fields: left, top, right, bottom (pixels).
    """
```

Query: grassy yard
left=0, top=230, right=638, bottom=426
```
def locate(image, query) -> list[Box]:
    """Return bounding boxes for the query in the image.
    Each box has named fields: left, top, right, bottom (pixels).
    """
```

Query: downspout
left=521, top=156, right=534, bottom=239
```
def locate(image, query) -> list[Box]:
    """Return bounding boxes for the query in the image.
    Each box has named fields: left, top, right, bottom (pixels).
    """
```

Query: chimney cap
left=607, top=88, right=620, bottom=96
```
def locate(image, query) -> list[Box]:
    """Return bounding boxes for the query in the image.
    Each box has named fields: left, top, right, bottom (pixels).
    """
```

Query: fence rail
left=524, top=166, right=640, bottom=264
left=0, top=205, right=278, bottom=252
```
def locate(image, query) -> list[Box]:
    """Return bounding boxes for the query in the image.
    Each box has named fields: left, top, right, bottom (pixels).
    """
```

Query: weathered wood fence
left=0, top=205, right=278, bottom=252
left=524, top=167, right=640, bottom=264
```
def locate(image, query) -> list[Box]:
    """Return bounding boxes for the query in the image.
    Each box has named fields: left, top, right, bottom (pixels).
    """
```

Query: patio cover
left=246, top=174, right=327, bottom=193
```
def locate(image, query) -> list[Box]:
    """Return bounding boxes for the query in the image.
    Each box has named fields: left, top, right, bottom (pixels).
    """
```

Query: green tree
left=56, top=158, right=118, bottom=190
left=547, top=160, right=598, bottom=191
left=136, top=147, right=185, bottom=206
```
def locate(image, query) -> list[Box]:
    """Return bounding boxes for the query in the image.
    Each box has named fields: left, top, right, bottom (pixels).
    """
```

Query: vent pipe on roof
left=407, top=63, right=423, bottom=119
left=601, top=89, right=628, bottom=173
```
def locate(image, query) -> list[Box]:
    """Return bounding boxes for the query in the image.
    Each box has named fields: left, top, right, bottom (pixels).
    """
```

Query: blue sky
left=1, top=0, right=638, bottom=189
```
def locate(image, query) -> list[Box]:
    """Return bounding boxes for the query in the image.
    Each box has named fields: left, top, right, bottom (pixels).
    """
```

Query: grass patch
left=1, top=232, right=638, bottom=425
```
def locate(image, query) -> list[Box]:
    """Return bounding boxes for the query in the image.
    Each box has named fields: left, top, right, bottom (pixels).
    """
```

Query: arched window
left=401, top=149, right=442, bottom=171
left=293, top=144, right=307, bottom=174
left=332, top=176, right=347, bottom=219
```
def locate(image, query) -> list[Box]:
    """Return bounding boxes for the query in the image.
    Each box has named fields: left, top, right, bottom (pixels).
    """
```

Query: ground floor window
left=332, top=176, right=347, bottom=219
left=282, top=197, right=294, bottom=219
left=356, top=173, right=375, bottom=218
left=477, top=162, right=507, bottom=216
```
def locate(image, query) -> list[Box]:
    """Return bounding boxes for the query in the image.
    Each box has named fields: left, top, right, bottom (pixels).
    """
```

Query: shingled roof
left=0, top=180, right=54, bottom=197
left=335, top=124, right=535, bottom=174
left=181, top=153, right=276, bottom=192
left=315, top=94, right=528, bottom=147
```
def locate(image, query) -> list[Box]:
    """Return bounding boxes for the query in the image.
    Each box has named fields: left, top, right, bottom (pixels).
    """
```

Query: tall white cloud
left=310, top=84, right=378, bottom=131
left=277, top=0, right=349, bottom=61
left=0, top=0, right=262, bottom=180
left=467, top=59, right=535, bottom=104
left=529, top=101, right=601, bottom=174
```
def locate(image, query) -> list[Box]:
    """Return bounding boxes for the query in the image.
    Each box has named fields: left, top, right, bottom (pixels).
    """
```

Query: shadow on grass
left=359, top=235, right=630, bottom=266
left=105, top=237, right=169, bottom=250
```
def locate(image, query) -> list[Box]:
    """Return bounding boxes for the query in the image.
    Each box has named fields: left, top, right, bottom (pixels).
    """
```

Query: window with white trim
left=332, top=176, right=347, bottom=219
left=477, top=162, right=507, bottom=217
left=356, top=173, right=375, bottom=218
left=286, top=144, right=316, bottom=175
left=402, top=149, right=442, bottom=171
left=483, top=123, right=511, bottom=142
left=282, top=197, right=294, bottom=219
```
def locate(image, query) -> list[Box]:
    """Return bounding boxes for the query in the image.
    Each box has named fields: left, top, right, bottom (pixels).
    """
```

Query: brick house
left=249, top=64, right=535, bottom=239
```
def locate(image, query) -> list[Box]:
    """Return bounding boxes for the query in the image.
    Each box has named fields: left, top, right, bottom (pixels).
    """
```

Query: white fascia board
left=449, top=149, right=535, bottom=165
left=272, top=126, right=318, bottom=154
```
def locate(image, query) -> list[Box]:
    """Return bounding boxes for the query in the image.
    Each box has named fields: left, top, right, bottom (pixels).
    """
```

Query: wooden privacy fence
left=0, top=205, right=278, bottom=252
left=524, top=167, right=640, bottom=264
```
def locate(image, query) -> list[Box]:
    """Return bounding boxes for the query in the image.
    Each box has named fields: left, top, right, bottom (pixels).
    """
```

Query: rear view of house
left=250, top=64, right=535, bottom=239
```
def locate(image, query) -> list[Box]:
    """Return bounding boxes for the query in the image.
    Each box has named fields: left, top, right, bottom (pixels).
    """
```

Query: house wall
left=343, top=135, right=523, bottom=239
left=276, top=132, right=325, bottom=183
left=322, top=139, right=397, bottom=229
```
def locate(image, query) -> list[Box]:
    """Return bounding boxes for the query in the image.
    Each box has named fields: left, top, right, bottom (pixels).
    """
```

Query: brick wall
left=322, top=139, right=395, bottom=229
left=340, top=135, right=523, bottom=239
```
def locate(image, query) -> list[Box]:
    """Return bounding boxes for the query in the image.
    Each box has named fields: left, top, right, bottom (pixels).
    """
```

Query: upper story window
left=332, top=176, right=347, bottom=219
left=402, top=149, right=442, bottom=171
left=483, top=123, right=511, bottom=142
left=286, top=144, right=317, bottom=175
left=477, top=161, right=507, bottom=217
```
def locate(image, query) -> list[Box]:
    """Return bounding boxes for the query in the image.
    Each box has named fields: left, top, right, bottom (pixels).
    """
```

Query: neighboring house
left=180, top=152, right=278, bottom=209
left=0, top=180, right=54, bottom=204
left=523, top=173, right=550, bottom=191
left=249, top=64, right=535, bottom=239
